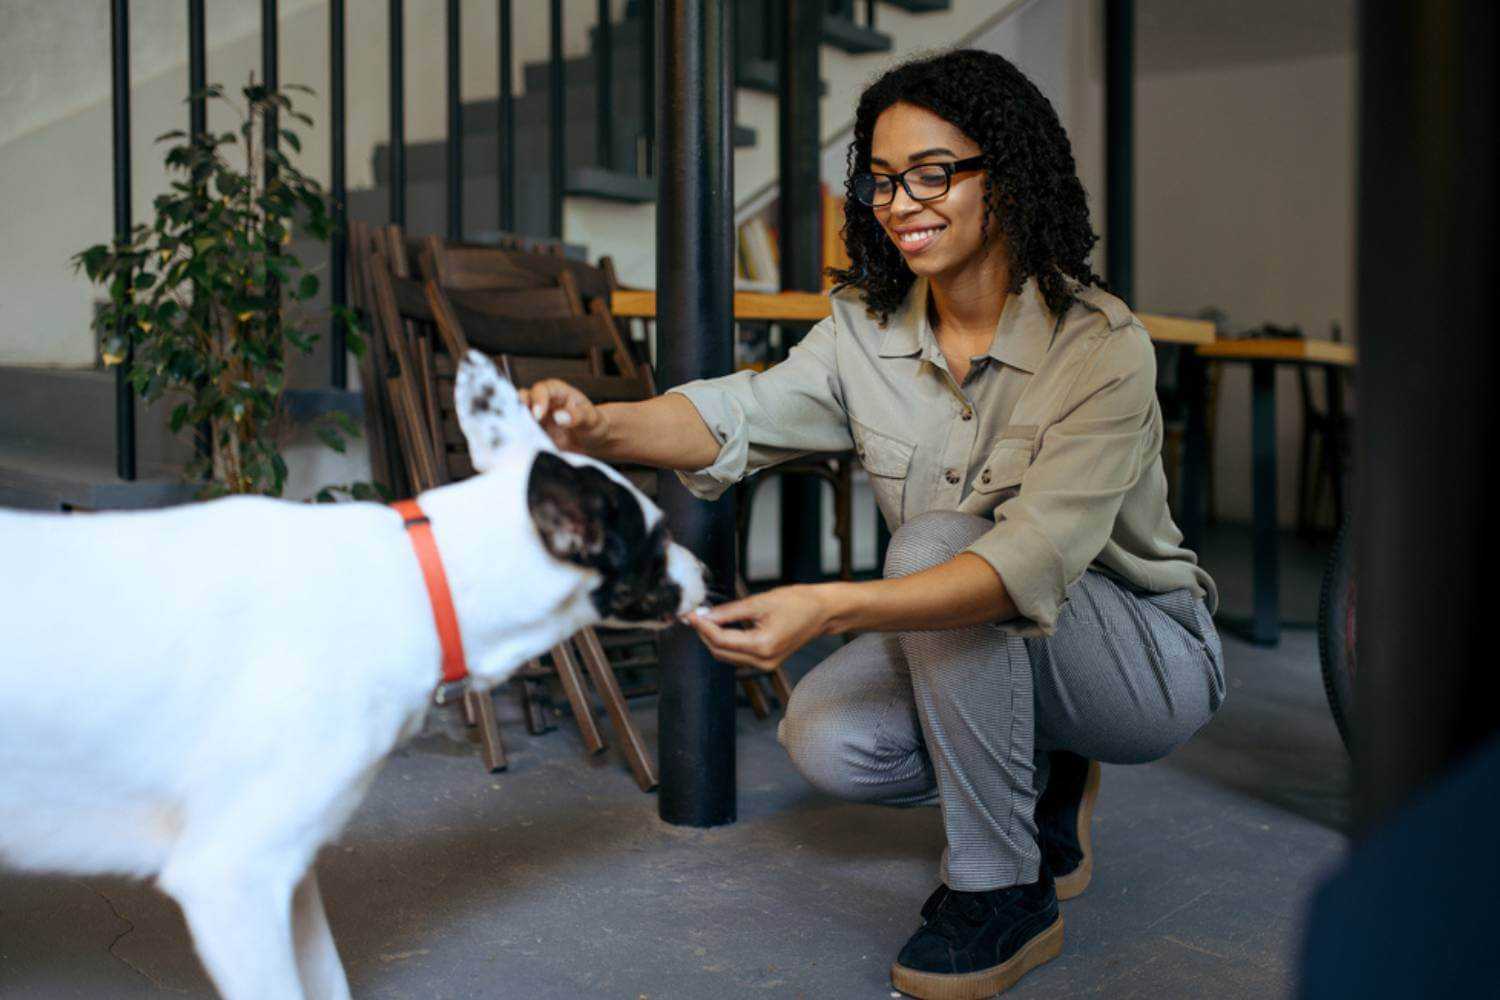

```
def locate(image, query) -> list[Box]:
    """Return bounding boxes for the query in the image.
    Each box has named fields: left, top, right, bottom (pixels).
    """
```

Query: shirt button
left=945, top=469, right=960, bottom=484
left=981, top=469, right=992, bottom=485
left=961, top=408, right=973, bottom=421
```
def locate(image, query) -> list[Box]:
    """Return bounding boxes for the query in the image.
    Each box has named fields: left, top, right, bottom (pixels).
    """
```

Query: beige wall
left=1136, top=51, right=1356, bottom=526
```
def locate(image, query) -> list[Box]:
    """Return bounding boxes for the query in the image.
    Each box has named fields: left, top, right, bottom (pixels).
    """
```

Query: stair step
left=881, top=0, right=951, bottom=12
left=0, top=443, right=196, bottom=512
left=821, top=14, right=892, bottom=54
left=564, top=166, right=656, bottom=203
left=737, top=57, right=829, bottom=96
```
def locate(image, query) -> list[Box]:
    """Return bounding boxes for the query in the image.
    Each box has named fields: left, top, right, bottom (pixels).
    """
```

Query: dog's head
left=454, top=351, right=707, bottom=628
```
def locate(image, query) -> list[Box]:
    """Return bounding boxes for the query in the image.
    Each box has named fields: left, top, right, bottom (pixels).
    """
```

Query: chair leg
left=464, top=687, right=508, bottom=773
left=740, top=675, right=771, bottom=719
left=516, top=667, right=555, bottom=735
left=551, top=643, right=606, bottom=756
left=573, top=629, right=659, bottom=792
left=768, top=666, right=794, bottom=707
left=835, top=460, right=854, bottom=582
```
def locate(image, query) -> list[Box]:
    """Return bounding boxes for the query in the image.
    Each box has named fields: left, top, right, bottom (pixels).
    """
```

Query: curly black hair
left=827, top=49, right=1103, bottom=323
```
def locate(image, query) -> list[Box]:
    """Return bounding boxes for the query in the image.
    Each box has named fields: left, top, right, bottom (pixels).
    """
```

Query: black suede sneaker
left=890, top=870, right=1063, bottom=1000
left=1035, top=751, right=1101, bottom=901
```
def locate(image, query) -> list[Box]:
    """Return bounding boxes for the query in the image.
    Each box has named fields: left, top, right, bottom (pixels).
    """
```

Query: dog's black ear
left=527, top=451, right=640, bottom=567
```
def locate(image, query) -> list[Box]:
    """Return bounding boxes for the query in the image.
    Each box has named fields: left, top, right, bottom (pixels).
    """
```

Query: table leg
left=1246, top=360, right=1281, bottom=645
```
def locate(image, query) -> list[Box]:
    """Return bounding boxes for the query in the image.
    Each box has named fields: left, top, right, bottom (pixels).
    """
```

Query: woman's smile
left=893, top=223, right=948, bottom=254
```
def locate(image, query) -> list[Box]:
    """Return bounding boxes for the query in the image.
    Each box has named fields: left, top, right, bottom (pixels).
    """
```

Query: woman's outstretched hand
left=518, top=379, right=610, bottom=454
left=686, top=585, right=832, bottom=673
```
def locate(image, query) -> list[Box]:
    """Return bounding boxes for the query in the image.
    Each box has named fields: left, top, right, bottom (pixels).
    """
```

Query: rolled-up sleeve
left=666, top=316, right=853, bottom=500
left=966, top=331, right=1158, bottom=636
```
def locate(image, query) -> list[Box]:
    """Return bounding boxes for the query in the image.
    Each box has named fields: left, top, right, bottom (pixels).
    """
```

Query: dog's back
left=0, top=498, right=431, bottom=881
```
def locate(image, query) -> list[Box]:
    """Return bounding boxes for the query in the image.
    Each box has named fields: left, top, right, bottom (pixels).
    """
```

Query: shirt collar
left=876, top=274, right=1059, bottom=374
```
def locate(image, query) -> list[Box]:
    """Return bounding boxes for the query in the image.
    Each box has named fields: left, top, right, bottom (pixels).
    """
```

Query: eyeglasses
left=851, top=156, right=985, bottom=207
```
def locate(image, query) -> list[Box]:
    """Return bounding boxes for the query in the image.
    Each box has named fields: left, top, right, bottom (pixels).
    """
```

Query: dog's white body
left=0, top=354, right=705, bottom=999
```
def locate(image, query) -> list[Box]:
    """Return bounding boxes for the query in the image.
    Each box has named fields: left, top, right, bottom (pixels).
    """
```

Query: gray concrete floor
left=0, top=525, right=1350, bottom=998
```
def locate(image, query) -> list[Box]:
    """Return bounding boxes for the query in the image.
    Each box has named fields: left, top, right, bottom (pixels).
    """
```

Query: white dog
left=0, top=352, right=707, bottom=999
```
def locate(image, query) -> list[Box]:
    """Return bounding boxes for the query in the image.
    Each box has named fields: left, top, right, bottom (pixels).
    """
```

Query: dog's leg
left=164, top=869, right=306, bottom=1000
left=293, top=869, right=351, bottom=1000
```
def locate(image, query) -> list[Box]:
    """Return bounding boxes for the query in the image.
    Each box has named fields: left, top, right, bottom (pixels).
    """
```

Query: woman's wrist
left=808, top=581, right=863, bottom=635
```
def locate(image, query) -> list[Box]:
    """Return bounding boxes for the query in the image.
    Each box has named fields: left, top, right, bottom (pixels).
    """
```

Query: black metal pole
left=329, top=0, right=348, bottom=387
left=262, top=0, right=280, bottom=351
left=446, top=0, right=463, bottom=241
left=1104, top=0, right=1133, bottom=306
left=596, top=0, right=614, bottom=171
left=778, top=0, right=824, bottom=584
left=549, top=0, right=565, bottom=238
left=111, top=0, right=136, bottom=482
left=1354, top=0, right=1499, bottom=831
left=656, top=0, right=737, bottom=828
left=499, top=0, right=515, bottom=231
left=389, top=0, right=406, bottom=226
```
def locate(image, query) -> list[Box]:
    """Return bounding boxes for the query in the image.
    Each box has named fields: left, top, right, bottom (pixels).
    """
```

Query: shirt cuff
left=665, top=381, right=749, bottom=501
left=964, top=518, right=1069, bottom=637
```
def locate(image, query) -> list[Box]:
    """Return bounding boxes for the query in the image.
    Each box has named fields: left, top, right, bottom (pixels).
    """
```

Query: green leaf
left=297, top=273, right=319, bottom=300
left=314, top=423, right=347, bottom=453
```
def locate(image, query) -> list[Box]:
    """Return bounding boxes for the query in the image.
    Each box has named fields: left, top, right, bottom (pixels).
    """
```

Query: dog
left=0, top=352, right=708, bottom=999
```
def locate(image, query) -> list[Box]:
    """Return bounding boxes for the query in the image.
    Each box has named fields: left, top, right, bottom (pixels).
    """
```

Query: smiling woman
left=519, top=48, right=1222, bottom=1000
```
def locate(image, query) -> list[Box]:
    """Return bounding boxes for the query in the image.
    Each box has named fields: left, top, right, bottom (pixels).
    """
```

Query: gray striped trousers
left=777, top=511, right=1226, bottom=891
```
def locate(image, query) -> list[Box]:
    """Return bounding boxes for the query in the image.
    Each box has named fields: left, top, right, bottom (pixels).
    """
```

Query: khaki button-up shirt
left=668, top=275, right=1217, bottom=636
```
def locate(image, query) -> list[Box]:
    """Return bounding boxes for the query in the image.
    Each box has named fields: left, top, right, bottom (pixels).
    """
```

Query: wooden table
left=1185, top=338, right=1358, bottom=646
left=609, top=289, right=1217, bottom=345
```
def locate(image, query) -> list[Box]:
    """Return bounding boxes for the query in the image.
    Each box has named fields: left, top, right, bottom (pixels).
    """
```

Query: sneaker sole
left=1054, top=759, right=1101, bottom=902
left=890, top=914, right=1064, bottom=1000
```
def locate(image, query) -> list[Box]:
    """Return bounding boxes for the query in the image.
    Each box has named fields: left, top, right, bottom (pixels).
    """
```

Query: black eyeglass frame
left=852, top=155, right=987, bottom=207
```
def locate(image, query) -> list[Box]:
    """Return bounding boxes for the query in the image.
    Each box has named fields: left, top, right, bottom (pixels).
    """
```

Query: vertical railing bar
left=389, top=0, right=406, bottom=226
left=549, top=0, right=565, bottom=238
left=111, top=0, right=136, bottom=482
left=640, top=0, right=655, bottom=177
left=188, top=0, right=211, bottom=458
left=596, top=0, right=613, bottom=171
left=446, top=0, right=463, bottom=241
left=329, top=0, right=348, bottom=388
left=865, top=0, right=876, bottom=29
left=262, top=0, right=281, bottom=352
left=499, top=0, right=515, bottom=231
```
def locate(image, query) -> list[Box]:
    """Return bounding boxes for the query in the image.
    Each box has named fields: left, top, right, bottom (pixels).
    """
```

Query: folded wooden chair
left=362, top=245, right=510, bottom=774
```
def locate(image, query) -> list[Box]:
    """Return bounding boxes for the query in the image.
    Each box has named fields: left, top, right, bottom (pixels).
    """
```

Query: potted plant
left=74, top=79, right=362, bottom=496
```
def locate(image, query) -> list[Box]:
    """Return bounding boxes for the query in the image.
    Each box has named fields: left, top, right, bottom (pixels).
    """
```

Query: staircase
left=353, top=0, right=952, bottom=242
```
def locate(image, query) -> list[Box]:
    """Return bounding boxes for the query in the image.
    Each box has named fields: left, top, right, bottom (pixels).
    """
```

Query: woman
left=523, top=49, right=1224, bottom=1000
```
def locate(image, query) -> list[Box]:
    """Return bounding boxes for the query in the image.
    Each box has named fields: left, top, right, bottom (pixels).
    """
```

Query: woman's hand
left=686, top=585, right=833, bottom=672
left=518, top=379, right=610, bottom=454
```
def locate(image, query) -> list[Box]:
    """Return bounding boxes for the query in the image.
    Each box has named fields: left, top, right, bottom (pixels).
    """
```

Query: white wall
left=1135, top=50, right=1356, bottom=525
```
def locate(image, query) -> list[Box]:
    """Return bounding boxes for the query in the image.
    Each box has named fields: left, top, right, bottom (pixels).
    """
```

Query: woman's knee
left=778, top=688, right=915, bottom=804
left=884, top=511, right=993, bottom=579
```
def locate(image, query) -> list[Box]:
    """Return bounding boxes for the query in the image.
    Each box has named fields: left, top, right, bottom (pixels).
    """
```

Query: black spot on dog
left=471, top=383, right=497, bottom=415
left=526, top=453, right=682, bottom=622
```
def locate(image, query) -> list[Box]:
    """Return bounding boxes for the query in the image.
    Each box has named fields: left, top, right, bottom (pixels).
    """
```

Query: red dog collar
left=392, top=499, right=470, bottom=703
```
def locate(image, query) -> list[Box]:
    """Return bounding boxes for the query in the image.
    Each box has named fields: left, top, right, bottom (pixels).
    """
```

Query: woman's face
left=867, top=101, right=994, bottom=281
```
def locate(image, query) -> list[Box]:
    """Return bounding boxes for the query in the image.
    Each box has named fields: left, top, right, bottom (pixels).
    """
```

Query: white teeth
left=897, top=226, right=945, bottom=245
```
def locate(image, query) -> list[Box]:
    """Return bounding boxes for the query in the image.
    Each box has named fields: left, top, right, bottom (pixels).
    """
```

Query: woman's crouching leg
left=777, top=631, right=937, bottom=806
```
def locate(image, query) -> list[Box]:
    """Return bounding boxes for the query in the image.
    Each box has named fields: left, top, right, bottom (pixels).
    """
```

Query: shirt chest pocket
left=969, top=434, right=1035, bottom=508
left=851, top=418, right=915, bottom=530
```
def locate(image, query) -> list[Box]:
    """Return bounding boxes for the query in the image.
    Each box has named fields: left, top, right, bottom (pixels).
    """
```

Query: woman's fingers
left=690, top=614, right=773, bottom=663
